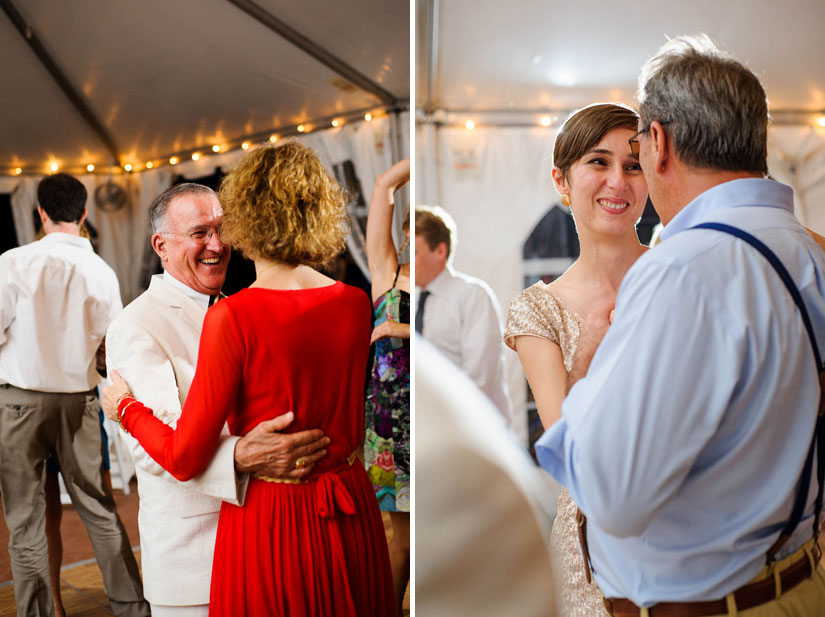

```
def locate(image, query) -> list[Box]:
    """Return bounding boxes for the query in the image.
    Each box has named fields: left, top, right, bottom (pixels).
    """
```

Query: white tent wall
left=3, top=111, right=409, bottom=305
left=416, top=121, right=825, bottom=443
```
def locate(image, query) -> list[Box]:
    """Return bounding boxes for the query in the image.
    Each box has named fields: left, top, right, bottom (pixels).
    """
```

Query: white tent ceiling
left=2, top=0, right=409, bottom=175
left=417, top=0, right=825, bottom=123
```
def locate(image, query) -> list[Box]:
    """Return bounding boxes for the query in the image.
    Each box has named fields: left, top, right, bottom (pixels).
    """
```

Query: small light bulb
left=146, top=161, right=154, bottom=169
left=818, top=116, right=825, bottom=128
left=192, top=153, right=200, bottom=161
left=124, top=163, right=133, bottom=172
left=14, top=167, right=22, bottom=175
left=212, top=144, right=221, bottom=152
left=50, top=162, right=59, bottom=173
left=269, top=135, right=278, bottom=143
left=540, top=115, right=552, bottom=127
left=332, top=119, right=339, bottom=127
left=242, top=142, right=250, bottom=150
left=364, top=113, right=372, bottom=122
left=86, top=163, right=95, bottom=172
left=297, top=124, right=305, bottom=133
left=465, top=119, right=475, bottom=130
left=169, top=156, right=178, bottom=165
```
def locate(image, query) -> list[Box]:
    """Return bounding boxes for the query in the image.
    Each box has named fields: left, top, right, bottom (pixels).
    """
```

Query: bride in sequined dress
left=503, top=104, right=649, bottom=617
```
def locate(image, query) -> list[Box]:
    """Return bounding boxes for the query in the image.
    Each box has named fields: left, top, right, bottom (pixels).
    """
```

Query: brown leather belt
left=603, top=543, right=821, bottom=617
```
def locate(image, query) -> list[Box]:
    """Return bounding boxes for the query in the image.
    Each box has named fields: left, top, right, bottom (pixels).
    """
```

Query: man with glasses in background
left=106, top=183, right=329, bottom=616
left=536, top=35, right=825, bottom=616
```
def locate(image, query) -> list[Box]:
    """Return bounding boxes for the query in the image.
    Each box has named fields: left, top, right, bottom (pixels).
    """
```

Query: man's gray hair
left=637, top=34, right=769, bottom=175
left=150, top=183, right=218, bottom=233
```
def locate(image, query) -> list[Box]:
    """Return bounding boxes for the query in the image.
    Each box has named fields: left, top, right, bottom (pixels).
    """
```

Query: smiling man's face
left=152, top=192, right=229, bottom=295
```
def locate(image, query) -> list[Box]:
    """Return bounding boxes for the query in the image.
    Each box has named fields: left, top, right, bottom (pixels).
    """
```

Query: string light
left=297, top=125, right=305, bottom=133
left=365, top=113, right=372, bottom=122
left=49, top=162, right=59, bottom=173
left=818, top=116, right=825, bottom=128
left=269, top=135, right=278, bottom=143
left=14, top=167, right=22, bottom=175
left=169, top=156, right=178, bottom=165
left=242, top=142, right=250, bottom=150
left=124, top=163, right=133, bottom=172
left=86, top=163, right=95, bottom=172
left=465, top=119, right=475, bottom=130
left=146, top=161, right=154, bottom=169
left=212, top=144, right=221, bottom=152
left=332, top=119, right=339, bottom=127
left=191, top=153, right=200, bottom=161
left=540, top=116, right=552, bottom=127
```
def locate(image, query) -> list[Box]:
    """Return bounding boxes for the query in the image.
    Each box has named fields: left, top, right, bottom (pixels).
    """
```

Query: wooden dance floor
left=0, top=483, right=409, bottom=616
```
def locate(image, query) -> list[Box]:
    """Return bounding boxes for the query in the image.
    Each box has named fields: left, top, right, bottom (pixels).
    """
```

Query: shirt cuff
left=535, top=417, right=570, bottom=487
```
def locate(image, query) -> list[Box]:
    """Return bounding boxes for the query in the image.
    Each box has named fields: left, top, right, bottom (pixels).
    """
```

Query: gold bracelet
left=114, top=391, right=134, bottom=409
left=118, top=399, right=138, bottom=434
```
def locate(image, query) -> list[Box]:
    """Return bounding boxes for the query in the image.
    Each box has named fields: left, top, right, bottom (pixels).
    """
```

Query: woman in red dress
left=102, top=141, right=395, bottom=616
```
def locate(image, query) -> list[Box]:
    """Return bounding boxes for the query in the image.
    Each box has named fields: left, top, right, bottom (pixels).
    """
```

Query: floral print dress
left=364, top=267, right=410, bottom=512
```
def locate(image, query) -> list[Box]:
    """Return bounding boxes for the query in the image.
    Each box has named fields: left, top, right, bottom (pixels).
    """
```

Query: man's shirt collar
left=661, top=178, right=794, bottom=241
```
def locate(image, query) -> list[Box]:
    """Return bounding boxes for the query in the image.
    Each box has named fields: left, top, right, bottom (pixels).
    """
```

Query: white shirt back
left=0, top=232, right=122, bottom=392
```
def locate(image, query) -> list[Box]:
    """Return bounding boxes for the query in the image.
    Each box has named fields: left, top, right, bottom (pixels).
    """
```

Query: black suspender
left=692, top=222, right=825, bottom=563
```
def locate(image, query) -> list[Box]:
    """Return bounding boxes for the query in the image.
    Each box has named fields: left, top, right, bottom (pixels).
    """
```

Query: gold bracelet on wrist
left=118, top=398, right=138, bottom=434
left=114, top=391, right=134, bottom=409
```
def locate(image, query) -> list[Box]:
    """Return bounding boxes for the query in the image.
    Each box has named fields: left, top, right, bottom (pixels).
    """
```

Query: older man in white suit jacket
left=107, top=183, right=329, bottom=616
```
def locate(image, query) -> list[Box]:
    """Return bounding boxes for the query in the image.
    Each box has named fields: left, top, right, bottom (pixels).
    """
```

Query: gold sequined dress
left=504, top=281, right=609, bottom=617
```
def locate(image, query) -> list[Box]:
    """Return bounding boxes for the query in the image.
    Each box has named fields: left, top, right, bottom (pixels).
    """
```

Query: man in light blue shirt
left=536, top=35, right=825, bottom=615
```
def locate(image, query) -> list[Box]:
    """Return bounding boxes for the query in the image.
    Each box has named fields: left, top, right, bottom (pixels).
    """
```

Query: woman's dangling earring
left=561, top=195, right=571, bottom=207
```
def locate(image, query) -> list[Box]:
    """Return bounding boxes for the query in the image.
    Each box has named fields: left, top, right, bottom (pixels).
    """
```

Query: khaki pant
left=707, top=539, right=825, bottom=616
left=0, top=384, right=149, bottom=617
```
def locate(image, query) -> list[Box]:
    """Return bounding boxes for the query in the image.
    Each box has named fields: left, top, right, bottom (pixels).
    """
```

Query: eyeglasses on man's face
left=628, top=121, right=670, bottom=157
left=159, top=227, right=222, bottom=244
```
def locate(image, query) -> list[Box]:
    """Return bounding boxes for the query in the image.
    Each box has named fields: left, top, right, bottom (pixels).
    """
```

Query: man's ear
left=649, top=120, right=670, bottom=174
left=436, top=241, right=449, bottom=262
left=37, top=206, right=49, bottom=225
left=78, top=208, right=88, bottom=226
left=151, top=233, right=167, bottom=262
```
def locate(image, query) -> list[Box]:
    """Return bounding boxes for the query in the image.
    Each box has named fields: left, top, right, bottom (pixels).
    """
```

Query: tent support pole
left=225, top=0, right=397, bottom=107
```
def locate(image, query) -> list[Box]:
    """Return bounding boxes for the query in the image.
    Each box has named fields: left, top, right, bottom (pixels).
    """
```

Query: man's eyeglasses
left=159, top=228, right=222, bottom=243
left=628, top=121, right=670, bottom=157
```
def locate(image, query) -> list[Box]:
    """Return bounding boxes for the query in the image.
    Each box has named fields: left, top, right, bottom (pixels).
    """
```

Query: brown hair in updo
left=553, top=103, right=639, bottom=180
left=218, top=141, right=347, bottom=266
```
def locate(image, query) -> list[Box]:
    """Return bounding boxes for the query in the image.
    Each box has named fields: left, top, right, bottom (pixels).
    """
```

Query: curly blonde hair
left=218, top=141, right=347, bottom=265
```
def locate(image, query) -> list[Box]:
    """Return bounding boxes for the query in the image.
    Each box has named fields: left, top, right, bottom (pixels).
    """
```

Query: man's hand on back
left=234, top=412, right=330, bottom=480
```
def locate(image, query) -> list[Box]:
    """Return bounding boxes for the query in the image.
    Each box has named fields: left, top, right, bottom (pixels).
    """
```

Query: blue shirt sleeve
left=536, top=257, right=743, bottom=537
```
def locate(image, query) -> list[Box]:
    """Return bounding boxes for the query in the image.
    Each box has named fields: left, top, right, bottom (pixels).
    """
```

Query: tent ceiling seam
left=225, top=0, right=398, bottom=107
left=0, top=0, right=124, bottom=170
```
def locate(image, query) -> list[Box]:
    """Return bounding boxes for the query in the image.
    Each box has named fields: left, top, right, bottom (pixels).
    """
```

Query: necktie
left=415, top=290, right=431, bottom=334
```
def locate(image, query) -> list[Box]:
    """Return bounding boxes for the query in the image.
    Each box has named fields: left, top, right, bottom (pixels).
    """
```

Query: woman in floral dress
left=363, top=158, right=411, bottom=616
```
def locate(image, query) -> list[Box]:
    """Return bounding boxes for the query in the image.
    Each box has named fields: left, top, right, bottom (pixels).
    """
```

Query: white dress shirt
left=416, top=266, right=513, bottom=421
left=163, top=270, right=211, bottom=311
left=0, top=232, right=122, bottom=392
left=537, top=179, right=825, bottom=605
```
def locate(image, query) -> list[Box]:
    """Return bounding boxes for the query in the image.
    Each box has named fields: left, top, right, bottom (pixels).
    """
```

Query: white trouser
left=149, top=603, right=209, bottom=617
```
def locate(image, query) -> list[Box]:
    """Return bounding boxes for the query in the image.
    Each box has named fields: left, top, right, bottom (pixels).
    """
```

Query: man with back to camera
left=414, top=205, right=513, bottom=423
left=105, top=182, right=330, bottom=616
left=0, top=173, right=149, bottom=617
left=536, top=35, right=825, bottom=616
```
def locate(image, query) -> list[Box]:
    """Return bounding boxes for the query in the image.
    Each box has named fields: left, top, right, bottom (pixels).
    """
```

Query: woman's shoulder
left=508, top=281, right=571, bottom=315
left=504, top=282, right=570, bottom=350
